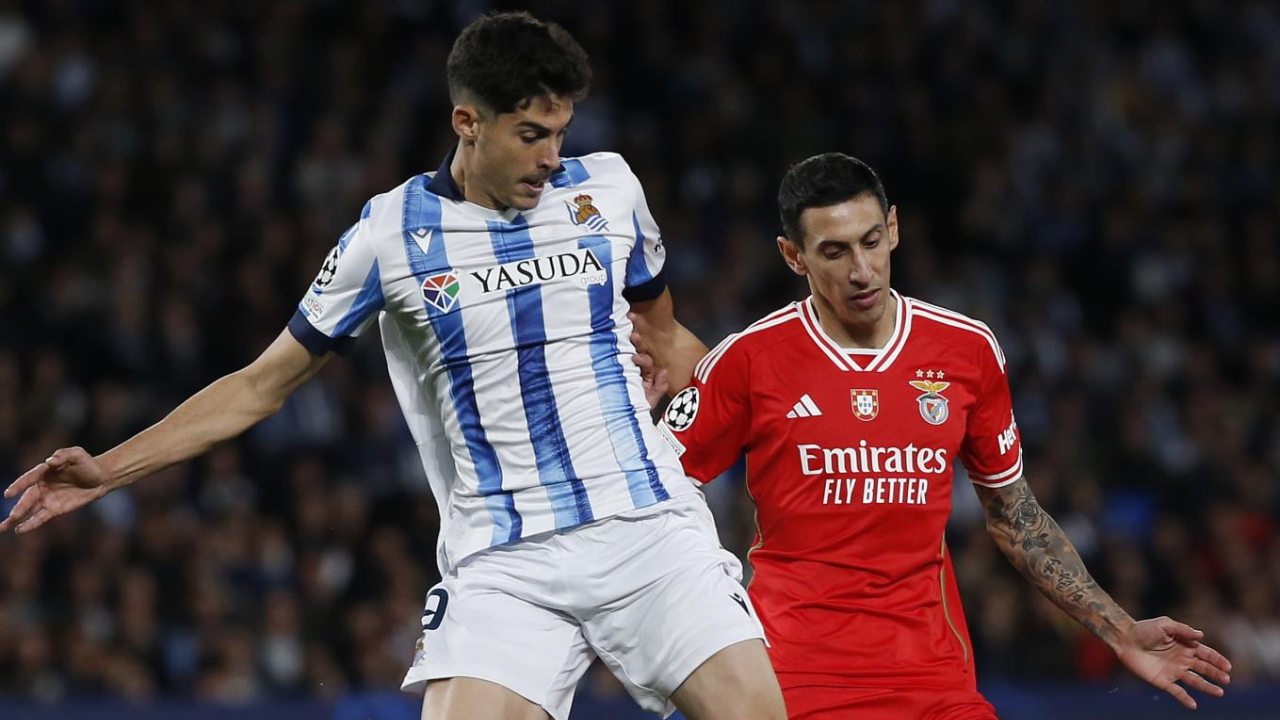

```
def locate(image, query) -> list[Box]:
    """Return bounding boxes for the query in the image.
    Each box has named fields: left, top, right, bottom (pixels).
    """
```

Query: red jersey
left=658, top=291, right=1023, bottom=692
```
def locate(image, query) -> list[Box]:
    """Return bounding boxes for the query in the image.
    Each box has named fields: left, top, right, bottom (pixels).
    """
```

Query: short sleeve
left=658, top=338, right=751, bottom=484
left=287, top=205, right=385, bottom=356
left=621, top=171, right=667, bottom=303
left=959, top=336, right=1023, bottom=488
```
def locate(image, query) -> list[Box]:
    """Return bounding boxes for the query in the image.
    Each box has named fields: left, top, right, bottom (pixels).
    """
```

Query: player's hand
left=630, top=322, right=669, bottom=409
left=0, top=447, right=111, bottom=535
left=1114, top=616, right=1232, bottom=710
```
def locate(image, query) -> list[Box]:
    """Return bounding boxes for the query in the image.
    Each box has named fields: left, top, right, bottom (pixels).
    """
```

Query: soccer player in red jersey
left=648, top=153, right=1233, bottom=719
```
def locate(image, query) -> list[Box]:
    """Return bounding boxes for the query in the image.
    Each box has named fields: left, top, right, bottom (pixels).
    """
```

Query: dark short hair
left=447, top=12, right=591, bottom=114
left=778, top=153, right=889, bottom=247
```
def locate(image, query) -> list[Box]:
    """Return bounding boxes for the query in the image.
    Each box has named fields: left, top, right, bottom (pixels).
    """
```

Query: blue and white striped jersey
left=287, top=151, right=696, bottom=572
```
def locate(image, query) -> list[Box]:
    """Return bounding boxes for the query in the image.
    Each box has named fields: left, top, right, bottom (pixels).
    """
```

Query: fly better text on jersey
left=798, top=442, right=948, bottom=507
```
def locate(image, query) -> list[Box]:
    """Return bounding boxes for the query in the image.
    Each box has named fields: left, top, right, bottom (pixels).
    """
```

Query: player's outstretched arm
left=1, top=330, right=329, bottom=535
left=627, top=289, right=707, bottom=392
left=975, top=477, right=1232, bottom=710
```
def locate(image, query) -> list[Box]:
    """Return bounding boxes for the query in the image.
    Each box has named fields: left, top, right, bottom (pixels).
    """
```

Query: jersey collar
left=798, top=289, right=913, bottom=372
left=426, top=148, right=466, bottom=201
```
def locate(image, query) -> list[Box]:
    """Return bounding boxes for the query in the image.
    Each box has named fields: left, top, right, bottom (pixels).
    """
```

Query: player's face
left=780, top=195, right=899, bottom=332
left=466, top=95, right=574, bottom=211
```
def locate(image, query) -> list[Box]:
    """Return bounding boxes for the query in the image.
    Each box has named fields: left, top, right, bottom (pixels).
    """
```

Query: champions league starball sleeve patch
left=663, top=386, right=700, bottom=431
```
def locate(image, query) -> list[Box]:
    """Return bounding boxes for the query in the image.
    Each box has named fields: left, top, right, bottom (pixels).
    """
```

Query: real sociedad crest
left=909, top=379, right=951, bottom=425
left=850, top=389, right=879, bottom=421
left=566, top=193, right=609, bottom=232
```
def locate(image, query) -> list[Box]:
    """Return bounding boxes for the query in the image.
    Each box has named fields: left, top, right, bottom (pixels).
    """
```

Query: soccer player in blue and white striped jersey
left=2, top=11, right=786, bottom=720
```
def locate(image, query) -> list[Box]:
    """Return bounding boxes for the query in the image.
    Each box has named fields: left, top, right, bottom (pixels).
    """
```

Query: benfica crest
left=909, top=379, right=951, bottom=425
left=850, top=389, right=879, bottom=421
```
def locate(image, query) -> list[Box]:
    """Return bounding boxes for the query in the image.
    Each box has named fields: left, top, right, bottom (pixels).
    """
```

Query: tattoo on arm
left=979, top=478, right=1132, bottom=646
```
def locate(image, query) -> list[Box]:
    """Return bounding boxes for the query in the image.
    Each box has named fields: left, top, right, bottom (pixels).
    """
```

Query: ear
left=452, top=104, right=482, bottom=144
left=886, top=205, right=900, bottom=252
left=777, top=236, right=807, bottom=276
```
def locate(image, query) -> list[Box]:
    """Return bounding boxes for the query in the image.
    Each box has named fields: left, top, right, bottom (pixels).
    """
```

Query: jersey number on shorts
left=421, top=588, right=449, bottom=631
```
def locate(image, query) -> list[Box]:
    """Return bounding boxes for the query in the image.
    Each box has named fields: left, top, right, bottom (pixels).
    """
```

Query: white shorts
left=401, top=498, right=766, bottom=720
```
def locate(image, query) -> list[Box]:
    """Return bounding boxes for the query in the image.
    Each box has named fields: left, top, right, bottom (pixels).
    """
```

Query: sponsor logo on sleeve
left=998, top=412, right=1019, bottom=455
left=657, top=421, right=687, bottom=458
left=302, top=295, right=325, bottom=318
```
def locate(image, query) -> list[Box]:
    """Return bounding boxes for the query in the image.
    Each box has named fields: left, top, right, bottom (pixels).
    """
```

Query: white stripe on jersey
left=969, top=448, right=1024, bottom=487
left=800, top=394, right=822, bottom=416
left=909, top=298, right=1006, bottom=368
left=874, top=308, right=913, bottom=371
left=694, top=303, right=797, bottom=381
left=695, top=305, right=801, bottom=383
left=797, top=300, right=858, bottom=372
left=865, top=291, right=912, bottom=372
left=799, top=291, right=917, bottom=373
left=785, top=394, right=822, bottom=418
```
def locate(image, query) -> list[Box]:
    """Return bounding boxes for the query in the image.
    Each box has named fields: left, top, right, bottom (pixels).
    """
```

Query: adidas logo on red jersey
left=787, top=394, right=823, bottom=418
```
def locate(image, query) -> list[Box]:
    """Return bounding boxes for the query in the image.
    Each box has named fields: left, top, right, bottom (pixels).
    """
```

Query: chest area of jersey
left=755, top=358, right=975, bottom=512
left=398, top=221, right=633, bottom=319
left=770, top=360, right=974, bottom=439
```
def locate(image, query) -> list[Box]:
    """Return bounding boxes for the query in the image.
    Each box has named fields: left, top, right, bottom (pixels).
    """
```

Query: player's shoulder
left=903, top=294, right=1006, bottom=368
left=555, top=152, right=640, bottom=191
left=692, top=302, right=807, bottom=384
left=569, top=151, right=632, bottom=176
left=357, top=174, right=425, bottom=231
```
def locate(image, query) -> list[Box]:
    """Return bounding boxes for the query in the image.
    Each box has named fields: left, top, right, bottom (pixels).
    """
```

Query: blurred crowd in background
left=2, top=0, right=1280, bottom=709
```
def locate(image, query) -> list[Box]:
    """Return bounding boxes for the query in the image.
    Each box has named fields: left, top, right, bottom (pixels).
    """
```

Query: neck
left=811, top=291, right=897, bottom=349
left=450, top=143, right=505, bottom=210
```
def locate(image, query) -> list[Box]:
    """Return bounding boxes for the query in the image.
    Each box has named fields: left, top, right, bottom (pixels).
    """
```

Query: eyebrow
left=814, top=223, right=886, bottom=248
left=860, top=223, right=886, bottom=241
left=516, top=116, right=575, bottom=134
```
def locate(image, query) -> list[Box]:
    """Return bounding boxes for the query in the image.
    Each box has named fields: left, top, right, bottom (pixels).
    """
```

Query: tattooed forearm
left=976, top=478, right=1133, bottom=647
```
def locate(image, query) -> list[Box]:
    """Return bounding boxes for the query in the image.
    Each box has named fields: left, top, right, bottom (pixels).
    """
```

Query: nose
left=848, top=249, right=873, bottom=286
left=538, top=138, right=561, bottom=171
